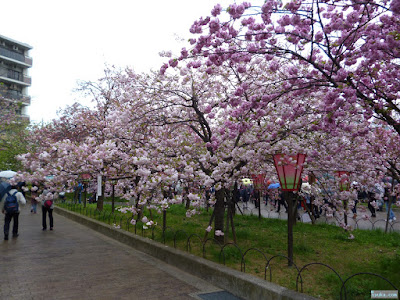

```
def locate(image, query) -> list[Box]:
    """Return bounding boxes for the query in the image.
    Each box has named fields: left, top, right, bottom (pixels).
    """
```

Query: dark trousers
left=42, top=206, right=53, bottom=229
left=306, top=203, right=320, bottom=218
left=368, top=200, right=376, bottom=216
left=277, top=199, right=288, bottom=212
left=4, top=212, right=19, bottom=237
left=352, top=200, right=358, bottom=214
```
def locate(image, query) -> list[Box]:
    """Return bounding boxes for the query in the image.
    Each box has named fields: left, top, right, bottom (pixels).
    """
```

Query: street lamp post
left=273, top=153, right=306, bottom=266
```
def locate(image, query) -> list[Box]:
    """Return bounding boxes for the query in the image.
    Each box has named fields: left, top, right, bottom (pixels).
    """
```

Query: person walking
left=384, top=188, right=396, bottom=222
left=367, top=191, right=377, bottom=218
left=30, top=187, right=39, bottom=214
left=1, top=183, right=26, bottom=240
left=239, top=185, right=250, bottom=209
left=78, top=182, right=83, bottom=204
left=352, top=186, right=364, bottom=219
left=41, top=189, right=55, bottom=231
left=276, top=189, right=288, bottom=213
left=252, top=188, right=261, bottom=208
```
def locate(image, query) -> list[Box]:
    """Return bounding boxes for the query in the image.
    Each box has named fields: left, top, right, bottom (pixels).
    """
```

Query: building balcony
left=0, top=72, right=31, bottom=86
left=23, top=75, right=31, bottom=85
left=19, top=114, right=30, bottom=122
left=0, top=46, right=32, bottom=67
left=1, top=90, right=31, bottom=105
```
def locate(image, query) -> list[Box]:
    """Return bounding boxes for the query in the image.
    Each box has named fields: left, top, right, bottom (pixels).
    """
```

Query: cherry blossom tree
left=18, top=11, right=400, bottom=247
left=135, top=52, right=386, bottom=242
left=167, top=0, right=400, bottom=181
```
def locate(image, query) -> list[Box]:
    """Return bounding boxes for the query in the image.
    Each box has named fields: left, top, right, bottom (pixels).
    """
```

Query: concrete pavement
left=0, top=205, right=241, bottom=300
left=239, top=200, right=400, bottom=232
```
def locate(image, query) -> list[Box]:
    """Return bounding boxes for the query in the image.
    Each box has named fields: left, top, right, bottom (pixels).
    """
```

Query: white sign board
left=97, top=175, right=102, bottom=196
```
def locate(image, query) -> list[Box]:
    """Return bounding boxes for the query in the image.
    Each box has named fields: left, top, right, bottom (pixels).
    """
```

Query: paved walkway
left=0, top=206, right=241, bottom=300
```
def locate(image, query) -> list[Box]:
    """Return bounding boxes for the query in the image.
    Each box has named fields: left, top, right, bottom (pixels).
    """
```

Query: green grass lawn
left=58, top=200, right=400, bottom=300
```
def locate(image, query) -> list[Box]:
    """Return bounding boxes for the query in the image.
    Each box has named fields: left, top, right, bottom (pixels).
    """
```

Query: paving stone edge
left=55, top=206, right=317, bottom=300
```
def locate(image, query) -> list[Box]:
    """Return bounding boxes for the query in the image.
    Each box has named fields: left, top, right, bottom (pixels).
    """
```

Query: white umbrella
left=0, top=170, right=17, bottom=179
left=301, top=182, right=312, bottom=193
left=241, top=178, right=253, bottom=186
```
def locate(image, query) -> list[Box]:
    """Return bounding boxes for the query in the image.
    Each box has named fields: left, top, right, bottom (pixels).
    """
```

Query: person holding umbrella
left=0, top=181, right=11, bottom=200
left=1, top=180, right=26, bottom=240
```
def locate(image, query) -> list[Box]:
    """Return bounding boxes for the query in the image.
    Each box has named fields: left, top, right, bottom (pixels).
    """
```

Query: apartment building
left=0, top=34, right=32, bottom=120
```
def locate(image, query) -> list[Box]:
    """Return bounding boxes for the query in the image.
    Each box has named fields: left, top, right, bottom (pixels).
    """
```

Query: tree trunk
left=185, top=186, right=190, bottom=209
left=226, top=190, right=237, bottom=244
left=302, top=197, right=316, bottom=224
left=214, top=188, right=226, bottom=244
left=73, top=187, right=79, bottom=204
left=205, top=189, right=211, bottom=212
left=135, top=193, right=143, bottom=220
left=111, top=182, right=115, bottom=213
left=163, top=210, right=167, bottom=233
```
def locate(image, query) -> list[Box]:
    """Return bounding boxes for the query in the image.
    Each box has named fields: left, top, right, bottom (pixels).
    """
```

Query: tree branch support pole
left=229, top=204, right=237, bottom=244
left=257, top=190, right=261, bottom=220
left=83, top=182, right=87, bottom=209
left=203, top=209, right=215, bottom=242
left=225, top=200, right=230, bottom=244
left=111, top=181, right=115, bottom=213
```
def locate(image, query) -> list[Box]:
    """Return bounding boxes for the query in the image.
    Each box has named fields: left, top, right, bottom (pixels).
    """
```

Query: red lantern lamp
left=251, top=174, right=266, bottom=190
left=273, top=153, right=307, bottom=191
left=81, top=173, right=91, bottom=183
left=336, top=171, right=350, bottom=191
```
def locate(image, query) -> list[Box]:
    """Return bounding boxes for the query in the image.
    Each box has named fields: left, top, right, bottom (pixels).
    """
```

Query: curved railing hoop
left=265, top=254, right=301, bottom=283
left=241, top=247, right=268, bottom=273
left=296, top=262, right=344, bottom=294
left=340, top=272, right=398, bottom=300
left=186, top=233, right=203, bottom=252
left=173, top=229, right=189, bottom=249
left=219, top=242, right=244, bottom=265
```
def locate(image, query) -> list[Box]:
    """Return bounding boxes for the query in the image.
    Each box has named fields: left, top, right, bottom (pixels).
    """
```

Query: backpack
left=44, top=199, right=53, bottom=209
left=4, top=191, right=19, bottom=214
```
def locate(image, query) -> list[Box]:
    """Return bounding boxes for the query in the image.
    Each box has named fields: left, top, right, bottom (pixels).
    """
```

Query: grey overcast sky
left=1, top=0, right=233, bottom=124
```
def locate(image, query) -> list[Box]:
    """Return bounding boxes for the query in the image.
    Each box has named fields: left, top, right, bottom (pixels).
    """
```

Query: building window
left=7, top=69, right=22, bottom=81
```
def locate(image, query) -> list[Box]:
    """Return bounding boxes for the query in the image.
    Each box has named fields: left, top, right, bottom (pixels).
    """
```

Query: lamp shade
left=81, top=173, right=91, bottom=182
left=273, top=153, right=306, bottom=191
left=336, top=171, right=350, bottom=191
left=251, top=174, right=266, bottom=190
